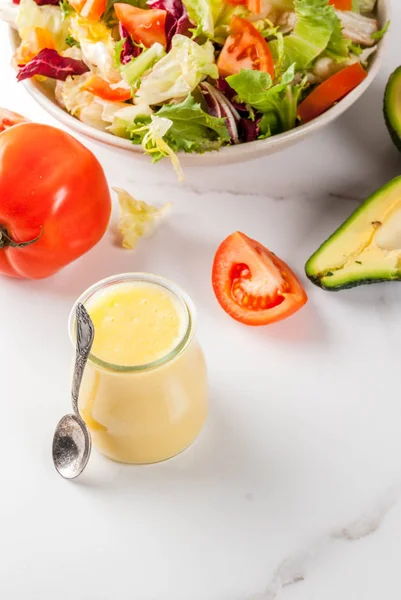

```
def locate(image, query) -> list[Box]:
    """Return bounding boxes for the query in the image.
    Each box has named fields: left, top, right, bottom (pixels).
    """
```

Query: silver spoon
left=52, top=303, right=94, bottom=479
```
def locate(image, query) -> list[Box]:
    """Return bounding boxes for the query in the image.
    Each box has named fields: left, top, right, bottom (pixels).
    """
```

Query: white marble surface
left=1, top=5, right=401, bottom=598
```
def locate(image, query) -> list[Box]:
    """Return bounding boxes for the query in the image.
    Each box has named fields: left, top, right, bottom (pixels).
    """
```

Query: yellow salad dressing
left=73, top=275, right=208, bottom=464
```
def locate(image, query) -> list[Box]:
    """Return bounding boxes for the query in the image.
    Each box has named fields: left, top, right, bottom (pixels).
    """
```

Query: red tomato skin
left=328, top=0, right=352, bottom=9
left=217, top=16, right=274, bottom=78
left=212, top=232, right=308, bottom=326
left=114, top=4, right=167, bottom=48
left=0, top=123, right=111, bottom=279
left=298, top=63, right=367, bottom=123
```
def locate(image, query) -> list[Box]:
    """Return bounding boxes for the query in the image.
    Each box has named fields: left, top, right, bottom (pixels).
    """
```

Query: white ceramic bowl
left=9, top=0, right=389, bottom=165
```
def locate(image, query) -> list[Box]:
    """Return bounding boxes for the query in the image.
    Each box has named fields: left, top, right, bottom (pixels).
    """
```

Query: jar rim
left=68, top=273, right=196, bottom=373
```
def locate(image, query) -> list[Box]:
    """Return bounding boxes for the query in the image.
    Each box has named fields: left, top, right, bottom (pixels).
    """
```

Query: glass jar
left=69, top=273, right=208, bottom=464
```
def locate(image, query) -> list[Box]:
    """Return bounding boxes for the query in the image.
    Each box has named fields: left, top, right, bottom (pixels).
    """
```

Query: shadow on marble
left=243, top=300, right=328, bottom=345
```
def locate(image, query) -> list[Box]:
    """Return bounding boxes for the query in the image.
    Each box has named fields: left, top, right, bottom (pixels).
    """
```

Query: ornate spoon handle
left=72, top=303, right=94, bottom=417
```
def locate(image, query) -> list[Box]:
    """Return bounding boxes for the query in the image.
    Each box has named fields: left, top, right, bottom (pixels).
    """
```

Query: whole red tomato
left=0, top=123, right=111, bottom=279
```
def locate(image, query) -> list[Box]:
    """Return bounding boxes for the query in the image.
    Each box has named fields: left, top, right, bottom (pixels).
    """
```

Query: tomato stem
left=0, top=226, right=43, bottom=249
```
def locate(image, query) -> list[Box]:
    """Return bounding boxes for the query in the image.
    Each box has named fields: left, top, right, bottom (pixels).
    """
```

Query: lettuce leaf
left=180, top=0, right=230, bottom=37
left=326, top=9, right=351, bottom=59
left=181, top=0, right=213, bottom=36
left=135, top=35, right=218, bottom=105
left=68, top=13, right=113, bottom=45
left=227, top=65, right=306, bottom=133
left=115, top=187, right=172, bottom=249
left=121, top=43, right=165, bottom=87
left=127, top=94, right=230, bottom=153
left=16, top=0, right=70, bottom=51
left=269, top=0, right=349, bottom=71
left=109, top=103, right=153, bottom=136
left=155, top=93, right=230, bottom=152
left=126, top=115, right=185, bottom=179
left=119, top=94, right=229, bottom=176
left=371, top=20, right=389, bottom=41
left=55, top=73, right=128, bottom=129
left=68, top=15, right=121, bottom=81
left=357, top=0, right=376, bottom=12
left=227, top=65, right=293, bottom=112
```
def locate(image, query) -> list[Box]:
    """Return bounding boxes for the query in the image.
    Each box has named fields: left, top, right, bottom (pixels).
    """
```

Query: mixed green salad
left=6, top=0, right=386, bottom=174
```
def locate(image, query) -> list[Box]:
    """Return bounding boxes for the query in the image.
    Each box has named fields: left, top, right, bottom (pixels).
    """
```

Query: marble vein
left=248, top=484, right=401, bottom=600
left=125, top=178, right=306, bottom=201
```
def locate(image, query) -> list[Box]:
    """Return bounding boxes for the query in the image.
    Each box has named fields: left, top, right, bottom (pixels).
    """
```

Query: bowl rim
left=8, top=0, right=390, bottom=163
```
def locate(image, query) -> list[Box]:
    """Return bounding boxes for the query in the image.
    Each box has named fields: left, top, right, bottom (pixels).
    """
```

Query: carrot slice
left=80, top=0, right=106, bottom=20
left=82, top=76, right=132, bottom=102
left=298, top=63, right=367, bottom=123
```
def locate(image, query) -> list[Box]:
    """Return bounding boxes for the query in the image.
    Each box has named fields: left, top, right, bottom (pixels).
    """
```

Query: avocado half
left=305, top=176, right=401, bottom=291
left=384, top=66, right=401, bottom=151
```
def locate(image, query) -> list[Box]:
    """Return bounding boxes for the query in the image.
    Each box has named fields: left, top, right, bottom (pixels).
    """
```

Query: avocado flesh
left=305, top=176, right=401, bottom=291
left=384, top=66, right=401, bottom=151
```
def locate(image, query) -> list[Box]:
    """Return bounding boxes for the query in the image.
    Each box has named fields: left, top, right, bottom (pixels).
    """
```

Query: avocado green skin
left=305, top=176, right=401, bottom=291
left=384, top=66, right=401, bottom=152
left=306, top=274, right=400, bottom=292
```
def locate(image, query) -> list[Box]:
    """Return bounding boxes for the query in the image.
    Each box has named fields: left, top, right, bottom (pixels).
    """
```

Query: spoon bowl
left=53, top=414, right=92, bottom=479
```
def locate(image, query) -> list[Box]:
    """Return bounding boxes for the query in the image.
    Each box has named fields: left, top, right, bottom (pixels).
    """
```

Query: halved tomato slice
left=217, top=16, right=274, bottom=78
left=114, top=4, right=167, bottom=48
left=0, top=108, right=29, bottom=133
left=82, top=76, right=132, bottom=101
left=298, top=62, right=367, bottom=123
left=212, top=232, right=307, bottom=326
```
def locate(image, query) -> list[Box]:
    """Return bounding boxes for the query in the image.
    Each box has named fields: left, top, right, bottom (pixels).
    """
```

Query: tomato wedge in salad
left=328, top=0, right=352, bottom=9
left=114, top=4, right=167, bottom=48
left=217, top=16, right=274, bottom=78
left=298, top=62, right=367, bottom=123
left=212, top=232, right=307, bottom=326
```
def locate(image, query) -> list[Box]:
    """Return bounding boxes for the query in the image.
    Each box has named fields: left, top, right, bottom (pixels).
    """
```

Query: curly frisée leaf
left=122, top=95, right=229, bottom=177
left=129, top=115, right=185, bottom=180
left=114, top=187, right=172, bottom=249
